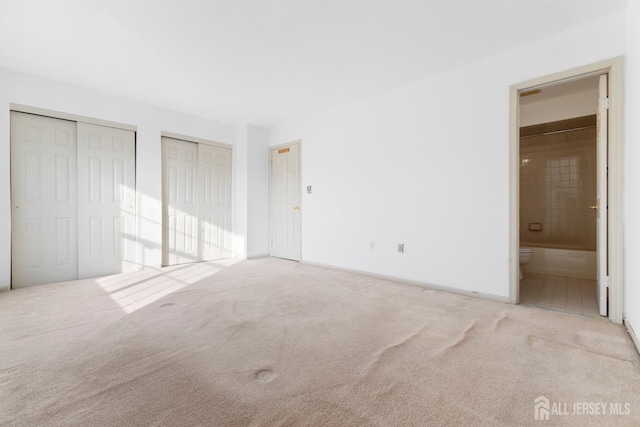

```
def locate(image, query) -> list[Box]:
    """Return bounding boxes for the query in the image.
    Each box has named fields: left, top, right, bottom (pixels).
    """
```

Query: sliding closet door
left=162, top=137, right=232, bottom=266
left=11, top=112, right=137, bottom=288
left=162, top=137, right=199, bottom=265
left=198, top=144, right=232, bottom=261
left=77, top=123, right=136, bottom=279
left=11, top=112, right=78, bottom=288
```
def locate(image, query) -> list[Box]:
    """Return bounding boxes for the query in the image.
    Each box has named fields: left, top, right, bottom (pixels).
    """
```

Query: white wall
left=246, top=125, right=270, bottom=258
left=233, top=125, right=249, bottom=259
left=520, top=89, right=598, bottom=127
left=624, top=1, right=640, bottom=338
left=0, top=68, right=241, bottom=291
left=270, top=12, right=626, bottom=299
left=234, top=123, right=270, bottom=259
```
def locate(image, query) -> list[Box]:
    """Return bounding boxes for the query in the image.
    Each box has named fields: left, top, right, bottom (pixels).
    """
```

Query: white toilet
left=519, top=247, right=533, bottom=280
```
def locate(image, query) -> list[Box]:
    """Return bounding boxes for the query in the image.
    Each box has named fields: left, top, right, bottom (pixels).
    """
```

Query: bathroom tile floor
left=519, top=273, right=602, bottom=318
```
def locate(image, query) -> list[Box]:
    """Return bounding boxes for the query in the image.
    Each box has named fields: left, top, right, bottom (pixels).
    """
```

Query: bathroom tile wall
left=520, top=115, right=597, bottom=251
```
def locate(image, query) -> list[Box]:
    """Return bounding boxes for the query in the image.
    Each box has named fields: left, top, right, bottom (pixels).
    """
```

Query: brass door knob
left=293, top=206, right=300, bottom=211
left=589, top=205, right=598, bottom=210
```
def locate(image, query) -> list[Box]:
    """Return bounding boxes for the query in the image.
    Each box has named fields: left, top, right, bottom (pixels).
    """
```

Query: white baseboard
left=300, top=260, right=509, bottom=304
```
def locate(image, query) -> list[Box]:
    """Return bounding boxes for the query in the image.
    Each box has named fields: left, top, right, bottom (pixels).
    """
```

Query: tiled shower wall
left=520, top=116, right=596, bottom=251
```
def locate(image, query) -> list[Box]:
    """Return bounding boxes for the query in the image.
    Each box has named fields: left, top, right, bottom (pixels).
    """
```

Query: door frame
left=11, top=103, right=137, bottom=132
left=508, top=57, right=624, bottom=323
left=269, top=140, right=302, bottom=261
left=161, top=131, right=233, bottom=151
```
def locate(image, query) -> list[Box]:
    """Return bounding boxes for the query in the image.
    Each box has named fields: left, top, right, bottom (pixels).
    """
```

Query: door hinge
left=601, top=97, right=610, bottom=109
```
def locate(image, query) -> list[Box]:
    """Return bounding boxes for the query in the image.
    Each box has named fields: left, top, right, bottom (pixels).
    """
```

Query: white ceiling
left=0, top=0, right=629, bottom=127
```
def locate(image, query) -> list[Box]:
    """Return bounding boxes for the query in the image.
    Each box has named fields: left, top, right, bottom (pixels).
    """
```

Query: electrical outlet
left=370, top=241, right=375, bottom=250
left=307, top=186, right=312, bottom=194
left=397, top=243, right=404, bottom=253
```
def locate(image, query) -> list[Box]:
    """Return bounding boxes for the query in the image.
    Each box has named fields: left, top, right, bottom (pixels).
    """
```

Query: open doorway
left=509, top=58, right=624, bottom=324
left=517, top=76, right=603, bottom=317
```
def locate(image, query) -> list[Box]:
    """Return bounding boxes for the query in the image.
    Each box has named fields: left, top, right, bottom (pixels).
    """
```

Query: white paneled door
left=77, top=123, right=136, bottom=279
left=11, top=113, right=78, bottom=287
left=11, top=112, right=136, bottom=288
left=162, top=138, right=199, bottom=265
left=162, top=137, right=232, bottom=266
left=270, top=143, right=301, bottom=261
left=198, top=143, right=232, bottom=261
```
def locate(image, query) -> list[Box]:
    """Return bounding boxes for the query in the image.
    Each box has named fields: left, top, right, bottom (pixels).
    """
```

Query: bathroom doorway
left=518, top=76, right=601, bottom=317
left=508, top=58, right=624, bottom=323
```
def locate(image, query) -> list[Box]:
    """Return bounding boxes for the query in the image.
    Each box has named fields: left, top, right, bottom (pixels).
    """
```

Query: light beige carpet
left=1, top=258, right=639, bottom=426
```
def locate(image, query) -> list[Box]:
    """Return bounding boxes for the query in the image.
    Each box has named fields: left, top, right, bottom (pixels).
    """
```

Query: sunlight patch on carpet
left=94, top=261, right=236, bottom=313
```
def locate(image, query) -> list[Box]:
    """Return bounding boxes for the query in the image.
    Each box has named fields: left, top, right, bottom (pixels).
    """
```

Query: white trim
left=301, top=260, right=509, bottom=304
left=608, top=60, right=625, bottom=324
left=10, top=103, right=136, bottom=131
left=160, top=131, right=231, bottom=149
left=509, top=86, right=519, bottom=305
left=624, top=319, right=640, bottom=356
left=509, top=57, right=625, bottom=324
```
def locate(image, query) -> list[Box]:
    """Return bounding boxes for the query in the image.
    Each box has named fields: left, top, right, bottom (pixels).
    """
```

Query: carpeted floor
left=1, top=258, right=639, bottom=426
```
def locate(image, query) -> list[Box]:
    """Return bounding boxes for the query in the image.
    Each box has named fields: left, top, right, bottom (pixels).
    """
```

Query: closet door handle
left=589, top=205, right=598, bottom=210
